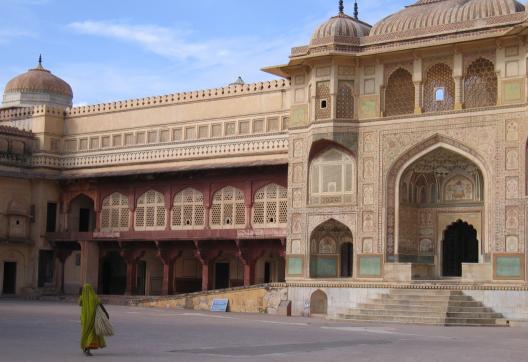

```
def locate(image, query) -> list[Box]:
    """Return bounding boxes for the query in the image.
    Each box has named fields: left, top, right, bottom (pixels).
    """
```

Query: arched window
left=171, top=188, right=204, bottom=230
left=101, top=193, right=129, bottom=232
left=464, top=58, right=497, bottom=109
left=210, top=186, right=245, bottom=229
left=310, top=148, right=355, bottom=205
left=336, top=80, right=354, bottom=119
left=135, top=190, right=166, bottom=231
left=252, top=184, right=288, bottom=228
left=423, top=63, right=455, bottom=112
left=385, top=68, right=415, bottom=117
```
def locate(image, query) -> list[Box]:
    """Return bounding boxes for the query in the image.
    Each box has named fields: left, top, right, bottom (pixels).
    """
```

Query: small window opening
left=434, top=87, right=445, bottom=101
left=320, top=99, right=327, bottom=109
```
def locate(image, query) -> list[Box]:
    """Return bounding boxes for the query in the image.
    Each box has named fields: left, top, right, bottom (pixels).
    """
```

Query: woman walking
left=79, top=284, right=108, bottom=356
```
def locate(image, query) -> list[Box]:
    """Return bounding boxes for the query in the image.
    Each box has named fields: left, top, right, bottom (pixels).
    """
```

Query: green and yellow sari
left=79, top=284, right=106, bottom=351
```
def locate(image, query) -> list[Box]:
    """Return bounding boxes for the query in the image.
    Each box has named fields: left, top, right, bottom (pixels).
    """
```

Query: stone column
left=55, top=249, right=72, bottom=294
left=80, top=241, right=100, bottom=290
left=453, top=51, right=464, bottom=110
left=194, top=240, right=221, bottom=291
left=157, top=246, right=182, bottom=296
left=236, top=240, right=265, bottom=288
left=414, top=81, right=423, bottom=114
left=121, top=249, right=145, bottom=295
left=454, top=76, right=463, bottom=110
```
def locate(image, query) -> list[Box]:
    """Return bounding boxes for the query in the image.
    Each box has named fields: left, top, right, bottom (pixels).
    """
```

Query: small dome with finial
left=311, top=1, right=371, bottom=46
left=2, top=55, right=73, bottom=109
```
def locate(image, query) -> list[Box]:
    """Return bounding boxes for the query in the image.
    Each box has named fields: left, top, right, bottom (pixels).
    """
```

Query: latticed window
left=464, top=58, right=497, bottom=109
left=310, top=148, right=355, bottom=205
left=100, top=193, right=129, bottom=232
left=315, top=81, right=331, bottom=120
left=210, top=187, right=246, bottom=229
left=252, top=184, right=288, bottom=228
left=385, top=68, right=415, bottom=117
left=171, top=188, right=205, bottom=230
left=135, top=190, right=166, bottom=231
left=336, top=80, right=354, bottom=119
left=423, top=63, right=455, bottom=113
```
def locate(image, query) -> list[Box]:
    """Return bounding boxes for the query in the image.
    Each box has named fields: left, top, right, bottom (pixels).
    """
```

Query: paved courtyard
left=0, top=300, right=527, bottom=362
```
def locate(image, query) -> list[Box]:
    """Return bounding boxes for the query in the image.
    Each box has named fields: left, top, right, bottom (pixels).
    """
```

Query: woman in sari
left=79, top=284, right=107, bottom=356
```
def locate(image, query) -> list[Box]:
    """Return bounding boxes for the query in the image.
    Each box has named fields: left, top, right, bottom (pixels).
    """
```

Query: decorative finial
left=354, top=1, right=359, bottom=19
left=339, top=0, right=344, bottom=14
left=38, top=54, right=42, bottom=67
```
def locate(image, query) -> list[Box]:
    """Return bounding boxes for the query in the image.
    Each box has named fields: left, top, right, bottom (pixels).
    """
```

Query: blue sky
left=0, top=0, right=410, bottom=106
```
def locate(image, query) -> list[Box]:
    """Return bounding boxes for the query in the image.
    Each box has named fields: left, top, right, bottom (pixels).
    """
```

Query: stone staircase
left=339, top=289, right=508, bottom=327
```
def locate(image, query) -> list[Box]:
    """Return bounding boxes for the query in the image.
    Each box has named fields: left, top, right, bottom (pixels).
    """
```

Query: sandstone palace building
left=2, top=0, right=528, bottom=321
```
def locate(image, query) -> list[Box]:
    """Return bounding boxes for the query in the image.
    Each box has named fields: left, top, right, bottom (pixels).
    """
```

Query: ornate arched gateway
left=386, top=137, right=490, bottom=279
left=310, top=219, right=354, bottom=278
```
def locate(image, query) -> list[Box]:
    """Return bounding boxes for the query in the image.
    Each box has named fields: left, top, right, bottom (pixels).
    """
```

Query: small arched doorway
left=101, top=252, right=126, bottom=295
left=69, top=194, right=96, bottom=232
left=310, top=219, right=353, bottom=278
left=310, top=290, right=328, bottom=315
left=442, top=220, right=479, bottom=277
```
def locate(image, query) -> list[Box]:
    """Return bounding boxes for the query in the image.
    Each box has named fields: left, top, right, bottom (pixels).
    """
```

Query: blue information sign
left=210, top=298, right=229, bottom=312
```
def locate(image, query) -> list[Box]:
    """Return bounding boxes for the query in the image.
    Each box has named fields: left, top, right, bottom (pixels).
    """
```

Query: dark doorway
left=79, top=208, right=91, bottom=232
left=264, top=262, right=272, bottom=283
left=215, top=263, right=230, bottom=290
left=2, top=262, right=17, bottom=295
left=136, top=261, right=147, bottom=295
left=101, top=252, right=126, bottom=295
left=442, top=220, right=479, bottom=277
left=340, top=243, right=353, bottom=277
left=38, top=250, right=55, bottom=287
left=46, top=203, right=57, bottom=233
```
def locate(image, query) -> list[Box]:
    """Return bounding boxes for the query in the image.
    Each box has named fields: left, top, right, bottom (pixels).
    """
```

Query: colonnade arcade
left=48, top=168, right=288, bottom=295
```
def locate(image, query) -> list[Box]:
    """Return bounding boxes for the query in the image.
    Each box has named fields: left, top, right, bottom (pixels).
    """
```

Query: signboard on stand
left=211, top=298, right=229, bottom=312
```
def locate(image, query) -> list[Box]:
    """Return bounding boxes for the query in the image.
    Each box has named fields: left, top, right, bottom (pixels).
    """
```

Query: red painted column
left=157, top=246, right=182, bottom=296
left=236, top=240, right=264, bottom=288
left=125, top=262, right=137, bottom=295
left=121, top=249, right=145, bottom=296
left=161, top=263, right=174, bottom=295
left=242, top=261, right=256, bottom=287
left=201, top=262, right=210, bottom=292
left=194, top=240, right=221, bottom=292
left=55, top=250, right=72, bottom=294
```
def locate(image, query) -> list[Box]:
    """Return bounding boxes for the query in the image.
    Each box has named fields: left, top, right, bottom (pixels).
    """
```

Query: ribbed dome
left=5, top=63, right=73, bottom=98
left=371, top=0, right=525, bottom=37
left=311, top=13, right=371, bottom=46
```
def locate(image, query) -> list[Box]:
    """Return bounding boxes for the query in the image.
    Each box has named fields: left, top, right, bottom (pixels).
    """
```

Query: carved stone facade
left=2, top=1, right=528, bottom=297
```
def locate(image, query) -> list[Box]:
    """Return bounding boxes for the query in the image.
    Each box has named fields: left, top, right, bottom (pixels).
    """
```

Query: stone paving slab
left=1, top=300, right=528, bottom=362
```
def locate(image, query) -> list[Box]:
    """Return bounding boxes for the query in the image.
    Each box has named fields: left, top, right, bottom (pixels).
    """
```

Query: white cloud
left=0, top=29, right=35, bottom=44
left=68, top=21, right=227, bottom=64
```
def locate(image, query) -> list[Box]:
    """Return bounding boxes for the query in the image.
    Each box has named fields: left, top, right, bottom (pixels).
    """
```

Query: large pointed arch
left=385, top=134, right=493, bottom=261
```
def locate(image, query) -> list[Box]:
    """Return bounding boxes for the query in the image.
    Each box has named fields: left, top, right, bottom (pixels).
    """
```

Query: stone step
left=348, top=308, right=502, bottom=319
left=374, top=298, right=478, bottom=307
left=339, top=316, right=506, bottom=327
left=356, top=303, right=494, bottom=314
left=340, top=313, right=447, bottom=324
left=389, top=289, right=464, bottom=296
left=380, top=294, right=473, bottom=301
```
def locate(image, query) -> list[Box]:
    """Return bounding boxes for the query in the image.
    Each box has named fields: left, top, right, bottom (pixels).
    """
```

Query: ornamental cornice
left=291, top=23, right=519, bottom=58
left=281, top=281, right=528, bottom=291
left=29, top=134, right=289, bottom=172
